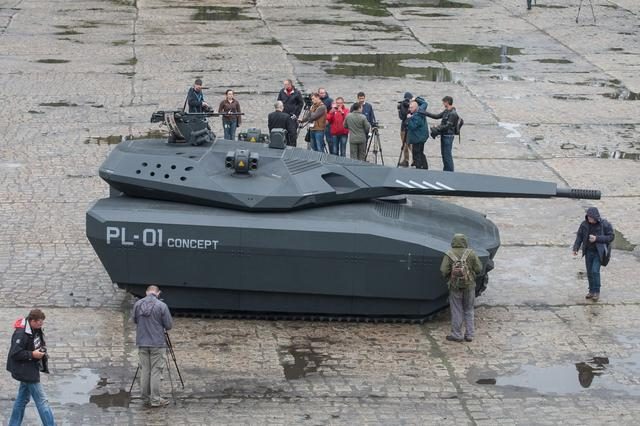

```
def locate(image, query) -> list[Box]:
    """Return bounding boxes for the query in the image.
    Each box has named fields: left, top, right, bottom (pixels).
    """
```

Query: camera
left=302, top=94, right=312, bottom=107
left=39, top=347, right=47, bottom=353
left=371, top=121, right=379, bottom=128
left=430, top=127, right=441, bottom=139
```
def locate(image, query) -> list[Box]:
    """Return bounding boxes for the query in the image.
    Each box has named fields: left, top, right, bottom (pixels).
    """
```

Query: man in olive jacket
left=343, top=102, right=371, bottom=161
left=440, top=234, right=483, bottom=342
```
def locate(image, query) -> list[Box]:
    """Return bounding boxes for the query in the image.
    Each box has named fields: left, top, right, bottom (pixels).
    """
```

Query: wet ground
left=0, top=0, right=639, bottom=424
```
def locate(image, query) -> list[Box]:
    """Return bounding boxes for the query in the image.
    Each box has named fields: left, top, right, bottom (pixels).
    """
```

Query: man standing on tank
left=186, top=79, right=210, bottom=113
left=426, top=96, right=459, bottom=172
left=268, top=101, right=297, bottom=146
left=218, top=89, right=241, bottom=141
left=572, top=207, right=614, bottom=301
left=133, top=285, right=173, bottom=408
left=406, top=97, right=429, bottom=169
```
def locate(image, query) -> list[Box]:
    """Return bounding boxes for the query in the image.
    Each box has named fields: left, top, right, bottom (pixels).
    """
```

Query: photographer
left=186, top=79, right=210, bottom=113
left=406, top=97, right=429, bottom=169
left=277, top=79, right=304, bottom=119
left=326, top=97, right=349, bottom=156
left=397, top=92, right=413, bottom=167
left=426, top=96, right=459, bottom=172
left=7, top=308, right=55, bottom=425
left=133, top=285, right=173, bottom=408
left=298, top=93, right=327, bottom=152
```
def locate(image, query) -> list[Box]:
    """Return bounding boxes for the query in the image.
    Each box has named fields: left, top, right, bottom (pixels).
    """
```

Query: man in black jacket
left=268, top=101, right=298, bottom=146
left=572, top=207, right=614, bottom=301
left=426, top=96, right=459, bottom=172
left=186, top=79, right=210, bottom=113
left=397, top=92, right=413, bottom=167
left=276, top=79, right=304, bottom=119
left=6, top=309, right=55, bottom=425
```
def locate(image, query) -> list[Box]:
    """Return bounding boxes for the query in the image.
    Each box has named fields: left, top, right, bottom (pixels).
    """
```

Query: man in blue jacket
left=133, top=285, right=173, bottom=407
left=406, top=97, right=429, bottom=169
left=572, top=207, right=614, bottom=301
left=6, top=309, right=55, bottom=426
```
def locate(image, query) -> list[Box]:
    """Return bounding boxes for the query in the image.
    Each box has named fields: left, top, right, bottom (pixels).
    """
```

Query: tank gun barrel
left=150, top=110, right=244, bottom=123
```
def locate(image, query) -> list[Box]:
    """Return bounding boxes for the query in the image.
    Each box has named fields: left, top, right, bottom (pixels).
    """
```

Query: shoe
left=150, top=398, right=170, bottom=407
left=446, top=335, right=463, bottom=342
left=591, top=293, right=599, bottom=302
left=399, top=160, right=409, bottom=167
left=464, top=336, right=473, bottom=342
left=585, top=293, right=593, bottom=299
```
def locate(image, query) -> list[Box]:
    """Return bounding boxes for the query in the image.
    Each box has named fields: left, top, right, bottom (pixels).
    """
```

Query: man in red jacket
left=326, top=97, right=349, bottom=156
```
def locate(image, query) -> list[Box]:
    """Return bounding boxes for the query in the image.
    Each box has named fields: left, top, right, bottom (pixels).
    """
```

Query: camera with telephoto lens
left=430, top=126, right=441, bottom=139
left=371, top=121, right=379, bottom=129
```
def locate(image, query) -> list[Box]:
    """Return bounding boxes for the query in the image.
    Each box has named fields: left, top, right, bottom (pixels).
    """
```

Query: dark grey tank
left=86, top=112, right=600, bottom=319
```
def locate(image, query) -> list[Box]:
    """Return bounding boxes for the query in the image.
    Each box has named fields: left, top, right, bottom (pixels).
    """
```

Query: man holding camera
left=397, top=92, right=413, bottom=167
left=326, top=97, right=349, bottom=156
left=298, top=93, right=327, bottom=152
left=406, top=97, right=429, bottom=169
left=186, top=79, right=210, bottom=113
left=426, top=96, right=459, bottom=172
left=133, top=285, right=173, bottom=408
left=7, top=308, right=55, bottom=425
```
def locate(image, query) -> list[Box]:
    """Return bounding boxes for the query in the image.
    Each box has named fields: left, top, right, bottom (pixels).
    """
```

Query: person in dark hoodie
left=397, top=91, right=413, bottom=167
left=6, top=308, right=55, bottom=426
left=440, top=234, right=483, bottom=343
left=572, top=207, right=614, bottom=301
left=132, top=285, right=173, bottom=407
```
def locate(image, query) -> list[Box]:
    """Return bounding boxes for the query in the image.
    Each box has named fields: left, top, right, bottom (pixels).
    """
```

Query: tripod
left=576, top=0, right=596, bottom=24
left=365, top=126, right=384, bottom=165
left=129, top=332, right=185, bottom=403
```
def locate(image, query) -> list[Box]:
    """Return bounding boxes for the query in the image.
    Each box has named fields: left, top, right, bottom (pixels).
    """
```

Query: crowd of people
left=186, top=78, right=463, bottom=171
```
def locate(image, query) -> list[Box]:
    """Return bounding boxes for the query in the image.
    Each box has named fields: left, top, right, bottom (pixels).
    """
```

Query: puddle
left=612, top=229, right=637, bottom=252
left=189, top=6, right=252, bottom=21
left=54, top=368, right=131, bottom=408
left=84, top=130, right=167, bottom=145
left=552, top=95, right=591, bottom=101
left=403, top=12, right=452, bottom=17
left=198, top=43, right=222, bottom=48
left=343, top=0, right=392, bottom=17
left=39, top=101, right=79, bottom=107
left=489, top=74, right=524, bottom=81
left=534, top=4, right=568, bottom=8
left=295, top=53, right=452, bottom=81
left=427, top=44, right=522, bottom=64
left=396, top=0, right=472, bottom=8
left=299, top=19, right=403, bottom=32
left=115, top=57, right=137, bottom=66
left=36, top=59, right=70, bottom=64
left=55, top=30, right=82, bottom=36
left=253, top=38, right=280, bottom=45
left=90, top=389, right=131, bottom=408
left=28, top=110, right=44, bottom=114
left=595, top=150, right=640, bottom=161
left=535, top=58, right=573, bottom=64
left=602, top=88, right=640, bottom=101
left=498, top=122, right=521, bottom=138
left=476, top=355, right=640, bottom=396
left=279, top=341, right=330, bottom=380
left=112, top=39, right=129, bottom=46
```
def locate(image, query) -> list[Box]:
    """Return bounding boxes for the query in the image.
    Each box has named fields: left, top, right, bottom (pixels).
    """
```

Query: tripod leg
left=165, top=350, right=177, bottom=405
left=589, top=0, right=596, bottom=23
left=376, top=133, right=384, bottom=165
left=165, top=332, right=185, bottom=388
left=129, top=365, right=139, bottom=394
left=576, top=0, right=583, bottom=23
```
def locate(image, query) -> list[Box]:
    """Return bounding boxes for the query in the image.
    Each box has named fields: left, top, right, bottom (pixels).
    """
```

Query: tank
left=86, top=111, right=600, bottom=320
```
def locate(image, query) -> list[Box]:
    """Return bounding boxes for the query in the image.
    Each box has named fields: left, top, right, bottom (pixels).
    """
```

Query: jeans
left=324, top=126, right=332, bottom=148
left=441, top=134, right=454, bottom=171
left=449, top=286, right=475, bottom=339
left=310, top=130, right=325, bottom=152
left=139, top=347, right=166, bottom=405
left=332, top=134, right=348, bottom=156
left=223, top=120, right=237, bottom=140
left=585, top=250, right=601, bottom=294
left=9, top=381, right=56, bottom=426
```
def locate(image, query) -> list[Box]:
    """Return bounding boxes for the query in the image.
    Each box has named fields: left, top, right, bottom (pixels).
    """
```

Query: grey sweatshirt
left=132, top=294, right=173, bottom=347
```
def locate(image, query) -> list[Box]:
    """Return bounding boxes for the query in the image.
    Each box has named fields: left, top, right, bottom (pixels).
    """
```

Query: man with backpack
left=440, top=234, right=483, bottom=342
left=572, top=207, right=614, bottom=302
left=426, top=96, right=461, bottom=172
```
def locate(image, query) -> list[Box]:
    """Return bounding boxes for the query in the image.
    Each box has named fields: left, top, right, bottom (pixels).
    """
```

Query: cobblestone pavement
left=1, top=0, right=639, bottom=424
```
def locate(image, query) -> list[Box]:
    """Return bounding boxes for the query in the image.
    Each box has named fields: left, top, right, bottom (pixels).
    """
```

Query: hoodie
left=440, top=234, right=483, bottom=289
left=572, top=207, right=614, bottom=261
left=132, top=294, right=173, bottom=347
left=6, top=318, right=48, bottom=382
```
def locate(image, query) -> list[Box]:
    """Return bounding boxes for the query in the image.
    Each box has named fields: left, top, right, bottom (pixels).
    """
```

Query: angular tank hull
left=87, top=195, right=498, bottom=318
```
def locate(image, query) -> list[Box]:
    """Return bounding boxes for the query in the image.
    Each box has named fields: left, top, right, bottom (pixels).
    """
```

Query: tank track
left=172, top=309, right=447, bottom=324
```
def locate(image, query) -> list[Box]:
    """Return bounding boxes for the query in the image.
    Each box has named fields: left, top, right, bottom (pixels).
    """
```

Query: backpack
left=599, top=220, right=613, bottom=267
left=455, top=115, right=464, bottom=136
left=448, top=249, right=473, bottom=289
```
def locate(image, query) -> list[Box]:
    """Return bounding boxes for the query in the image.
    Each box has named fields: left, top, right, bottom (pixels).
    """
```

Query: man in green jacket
left=440, top=234, right=483, bottom=342
left=343, top=102, right=371, bottom=161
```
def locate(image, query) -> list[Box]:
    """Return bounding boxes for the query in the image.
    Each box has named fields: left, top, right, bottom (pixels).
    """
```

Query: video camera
left=302, top=93, right=313, bottom=108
